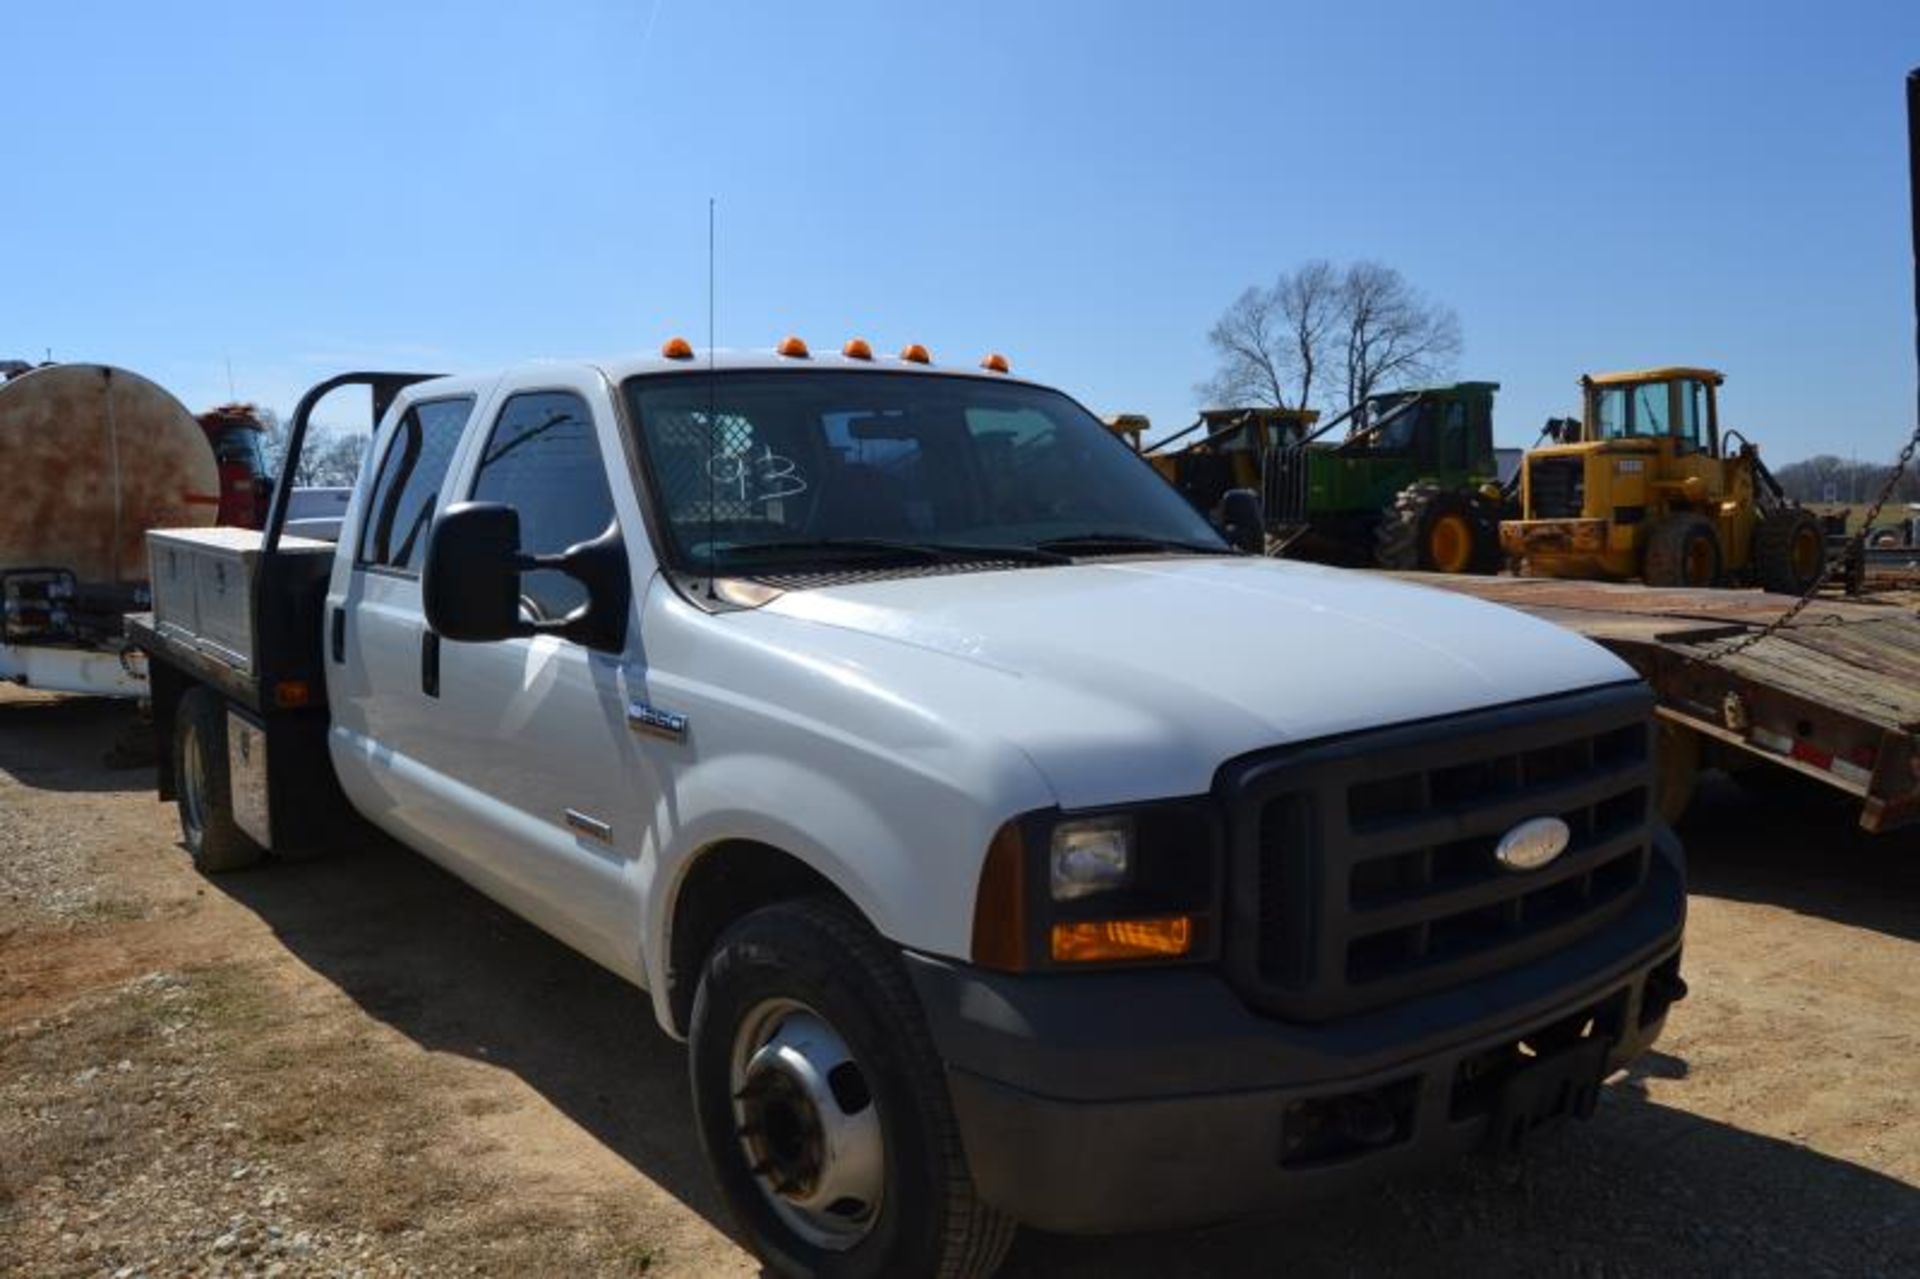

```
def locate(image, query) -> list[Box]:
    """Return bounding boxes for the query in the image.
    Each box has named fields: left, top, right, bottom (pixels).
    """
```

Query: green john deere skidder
left=1258, top=381, right=1507, bottom=571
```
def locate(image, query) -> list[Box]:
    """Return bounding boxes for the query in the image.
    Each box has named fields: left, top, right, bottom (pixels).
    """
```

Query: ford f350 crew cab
left=127, top=342, right=1687, bottom=1279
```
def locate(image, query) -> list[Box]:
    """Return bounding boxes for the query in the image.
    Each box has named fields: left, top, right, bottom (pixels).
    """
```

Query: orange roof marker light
left=980, top=352, right=1011, bottom=374
left=777, top=335, right=811, bottom=358
left=900, top=343, right=933, bottom=364
left=660, top=336, right=694, bottom=360
left=842, top=337, right=874, bottom=360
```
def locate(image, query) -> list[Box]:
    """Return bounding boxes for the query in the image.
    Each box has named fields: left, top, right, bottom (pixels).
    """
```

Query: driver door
left=420, top=380, right=656, bottom=976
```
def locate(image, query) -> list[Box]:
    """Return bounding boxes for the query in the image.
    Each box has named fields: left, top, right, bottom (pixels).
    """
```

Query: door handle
left=330, top=606, right=346, bottom=663
left=421, top=630, right=440, bottom=698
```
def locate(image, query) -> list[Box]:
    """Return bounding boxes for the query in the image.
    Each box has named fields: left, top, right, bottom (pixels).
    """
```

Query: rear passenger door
left=327, top=394, right=475, bottom=768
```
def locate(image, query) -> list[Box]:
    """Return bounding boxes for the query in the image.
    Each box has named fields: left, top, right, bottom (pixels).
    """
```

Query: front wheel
left=689, top=898, right=1014, bottom=1279
left=1643, top=514, right=1722, bottom=588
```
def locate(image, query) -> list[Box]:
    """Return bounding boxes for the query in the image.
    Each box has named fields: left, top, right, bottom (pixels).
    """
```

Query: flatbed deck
left=1399, top=574, right=1920, bottom=832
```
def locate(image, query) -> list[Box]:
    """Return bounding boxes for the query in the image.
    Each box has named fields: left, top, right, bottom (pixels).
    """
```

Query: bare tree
left=1198, top=285, right=1290, bottom=409
left=306, top=431, right=368, bottom=487
left=1200, top=259, right=1461, bottom=416
left=1197, top=260, right=1341, bottom=409
left=1336, top=261, right=1461, bottom=414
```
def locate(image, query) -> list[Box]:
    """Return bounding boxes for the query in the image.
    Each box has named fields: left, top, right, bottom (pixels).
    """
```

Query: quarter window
left=469, top=391, right=616, bottom=619
left=356, top=397, right=474, bottom=575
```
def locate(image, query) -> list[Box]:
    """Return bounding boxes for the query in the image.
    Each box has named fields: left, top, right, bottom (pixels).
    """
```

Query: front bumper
left=905, top=830, right=1686, bottom=1234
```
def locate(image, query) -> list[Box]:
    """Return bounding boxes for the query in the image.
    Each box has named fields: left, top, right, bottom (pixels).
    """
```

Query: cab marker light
left=843, top=337, right=874, bottom=360
left=900, top=343, right=933, bottom=364
left=661, top=336, right=695, bottom=360
left=776, top=335, right=811, bottom=358
left=980, top=352, right=1011, bottom=373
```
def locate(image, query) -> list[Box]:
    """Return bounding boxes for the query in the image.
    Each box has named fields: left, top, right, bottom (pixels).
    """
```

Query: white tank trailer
left=0, top=362, right=219, bottom=695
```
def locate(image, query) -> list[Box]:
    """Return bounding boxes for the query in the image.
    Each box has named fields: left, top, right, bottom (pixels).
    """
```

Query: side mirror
left=423, top=502, right=527, bottom=643
left=422, top=502, right=632, bottom=651
left=1215, top=488, right=1264, bottom=554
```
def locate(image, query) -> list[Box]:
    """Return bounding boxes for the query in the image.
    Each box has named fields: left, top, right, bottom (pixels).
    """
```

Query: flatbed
left=1401, top=574, right=1920, bottom=832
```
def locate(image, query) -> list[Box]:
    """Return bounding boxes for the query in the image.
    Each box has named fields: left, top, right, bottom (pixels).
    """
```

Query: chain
left=1699, top=420, right=1920, bottom=663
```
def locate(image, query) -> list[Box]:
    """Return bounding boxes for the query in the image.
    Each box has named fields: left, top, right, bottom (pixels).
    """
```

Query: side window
left=1595, top=387, right=1629, bottom=438
left=1677, top=380, right=1710, bottom=454
left=1441, top=401, right=1469, bottom=469
left=356, top=397, right=474, bottom=575
left=470, top=391, right=616, bottom=620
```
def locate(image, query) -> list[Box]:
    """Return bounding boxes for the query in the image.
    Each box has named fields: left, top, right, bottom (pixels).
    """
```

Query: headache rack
left=1220, top=683, right=1655, bottom=1022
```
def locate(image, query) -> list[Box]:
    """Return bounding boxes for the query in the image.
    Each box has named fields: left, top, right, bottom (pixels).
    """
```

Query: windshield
left=1594, top=382, right=1671, bottom=441
left=623, top=371, right=1225, bottom=575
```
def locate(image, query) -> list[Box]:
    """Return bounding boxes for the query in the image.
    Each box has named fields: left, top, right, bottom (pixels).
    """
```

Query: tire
left=172, top=686, right=264, bottom=873
left=1374, top=482, right=1492, bottom=574
left=1643, top=513, right=1721, bottom=588
left=689, top=898, right=1015, bottom=1279
left=1753, top=507, right=1825, bottom=595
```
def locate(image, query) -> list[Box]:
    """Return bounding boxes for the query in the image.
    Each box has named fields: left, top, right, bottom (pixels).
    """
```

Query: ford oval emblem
left=1494, top=816, right=1571, bottom=872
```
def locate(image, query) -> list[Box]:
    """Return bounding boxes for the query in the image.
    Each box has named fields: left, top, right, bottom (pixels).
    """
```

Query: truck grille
left=1263, top=446, right=1309, bottom=526
left=1528, top=457, right=1585, bottom=518
left=1221, top=684, right=1653, bottom=1022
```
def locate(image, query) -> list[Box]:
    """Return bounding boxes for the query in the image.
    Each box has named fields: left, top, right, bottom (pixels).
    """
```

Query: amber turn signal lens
left=1050, top=916, right=1192, bottom=963
left=661, top=336, right=694, bottom=360
left=273, top=680, right=311, bottom=709
left=971, top=822, right=1029, bottom=971
left=980, top=352, right=1010, bottom=373
left=843, top=337, right=874, bottom=360
left=776, top=335, right=811, bottom=358
left=899, top=343, right=932, bottom=364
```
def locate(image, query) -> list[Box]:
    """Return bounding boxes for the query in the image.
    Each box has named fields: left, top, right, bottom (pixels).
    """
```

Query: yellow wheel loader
left=1500, top=367, right=1824, bottom=592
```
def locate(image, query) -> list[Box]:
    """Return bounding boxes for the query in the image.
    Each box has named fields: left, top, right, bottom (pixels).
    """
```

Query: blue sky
left=4, top=1, right=1917, bottom=462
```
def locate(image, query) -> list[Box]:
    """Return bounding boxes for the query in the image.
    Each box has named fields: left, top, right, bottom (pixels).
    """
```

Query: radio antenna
left=706, top=196, right=718, bottom=599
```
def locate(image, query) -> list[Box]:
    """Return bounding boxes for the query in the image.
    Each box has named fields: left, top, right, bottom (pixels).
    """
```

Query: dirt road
left=3, top=684, right=1917, bottom=1276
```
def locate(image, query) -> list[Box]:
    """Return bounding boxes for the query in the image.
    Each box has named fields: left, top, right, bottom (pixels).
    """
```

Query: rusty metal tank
left=0, top=363, right=220, bottom=585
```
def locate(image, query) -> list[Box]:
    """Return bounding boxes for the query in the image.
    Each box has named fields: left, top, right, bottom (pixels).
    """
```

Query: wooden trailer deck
left=1399, top=574, right=1920, bottom=832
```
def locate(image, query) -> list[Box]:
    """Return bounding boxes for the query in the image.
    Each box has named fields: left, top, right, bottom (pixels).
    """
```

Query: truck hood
left=747, top=556, right=1635, bottom=808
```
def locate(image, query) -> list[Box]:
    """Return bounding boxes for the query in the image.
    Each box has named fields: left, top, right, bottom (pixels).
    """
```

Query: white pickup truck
left=127, top=345, right=1687, bottom=1279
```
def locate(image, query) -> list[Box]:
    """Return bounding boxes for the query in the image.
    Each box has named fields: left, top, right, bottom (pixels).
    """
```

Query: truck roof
left=404, top=345, right=1044, bottom=400
left=1584, top=366, right=1724, bottom=387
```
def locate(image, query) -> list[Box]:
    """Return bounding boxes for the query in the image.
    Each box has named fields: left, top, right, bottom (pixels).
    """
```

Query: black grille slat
left=1345, top=821, right=1646, bottom=935
left=1344, top=760, right=1647, bottom=855
left=1221, top=684, right=1655, bottom=1022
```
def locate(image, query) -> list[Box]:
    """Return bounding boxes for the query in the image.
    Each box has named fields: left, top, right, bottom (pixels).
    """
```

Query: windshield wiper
left=1032, top=532, right=1228, bottom=557
left=712, top=537, right=1069, bottom=567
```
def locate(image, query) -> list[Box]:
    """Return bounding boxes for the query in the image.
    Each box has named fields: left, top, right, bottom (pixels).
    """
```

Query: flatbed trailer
left=1399, top=573, right=1920, bottom=833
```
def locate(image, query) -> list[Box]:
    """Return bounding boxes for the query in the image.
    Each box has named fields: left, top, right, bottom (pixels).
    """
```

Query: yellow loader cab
left=1500, top=367, right=1825, bottom=593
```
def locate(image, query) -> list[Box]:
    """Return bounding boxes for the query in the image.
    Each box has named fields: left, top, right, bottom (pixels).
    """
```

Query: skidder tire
left=1754, top=507, right=1825, bottom=595
left=171, top=686, right=263, bottom=873
left=1643, top=514, right=1722, bottom=588
left=689, top=897, right=1015, bottom=1279
left=1376, top=481, right=1489, bottom=574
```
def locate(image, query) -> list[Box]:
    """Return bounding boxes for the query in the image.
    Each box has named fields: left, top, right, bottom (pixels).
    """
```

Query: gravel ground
left=1, top=684, right=1917, bottom=1276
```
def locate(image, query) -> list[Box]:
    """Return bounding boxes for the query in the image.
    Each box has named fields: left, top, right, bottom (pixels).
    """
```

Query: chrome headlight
left=1049, top=815, right=1134, bottom=901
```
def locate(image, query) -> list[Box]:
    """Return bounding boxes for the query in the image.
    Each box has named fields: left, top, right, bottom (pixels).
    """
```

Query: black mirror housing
left=1215, top=488, right=1264, bottom=554
left=423, top=502, right=529, bottom=643
left=422, top=501, right=632, bottom=652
